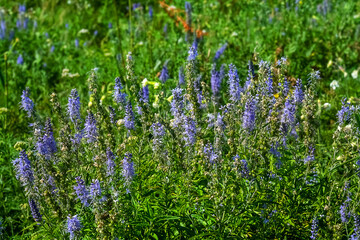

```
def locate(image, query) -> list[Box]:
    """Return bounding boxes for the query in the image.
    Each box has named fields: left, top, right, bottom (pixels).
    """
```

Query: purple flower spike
left=106, top=148, right=116, bottom=176
left=149, top=6, right=153, bottom=19
left=0, top=20, right=6, bottom=40
left=84, top=112, right=98, bottom=143
left=211, top=65, right=224, bottom=96
left=68, top=89, right=81, bottom=125
left=183, top=116, right=197, bottom=146
left=242, top=96, right=256, bottom=133
left=233, top=155, right=250, bottom=178
left=337, top=98, right=352, bottom=125
left=36, top=119, right=57, bottom=159
left=214, top=43, right=227, bottom=61
left=20, top=87, right=34, bottom=117
left=280, top=98, right=296, bottom=135
left=90, top=179, right=102, bottom=199
left=19, top=4, right=26, bottom=13
left=159, top=65, right=169, bottom=83
left=13, top=150, right=34, bottom=187
left=265, top=69, right=273, bottom=96
left=113, top=77, right=127, bottom=105
left=228, top=64, right=242, bottom=102
left=124, top=101, right=135, bottom=130
left=29, top=199, right=42, bottom=222
left=17, top=54, right=24, bottom=65
left=151, top=122, right=166, bottom=151
left=122, top=153, right=135, bottom=183
left=204, top=143, right=218, bottom=164
left=140, top=85, right=149, bottom=103
left=170, top=88, right=184, bottom=128
left=67, top=215, right=82, bottom=240
left=74, top=177, right=90, bottom=207
left=179, top=66, right=185, bottom=85
left=293, top=78, right=304, bottom=104
left=109, top=106, right=116, bottom=124
left=187, top=45, right=198, bottom=61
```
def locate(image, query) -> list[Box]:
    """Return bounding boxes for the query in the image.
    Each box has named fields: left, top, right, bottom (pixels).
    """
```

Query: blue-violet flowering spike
left=113, top=77, right=127, bottom=105
left=123, top=153, right=135, bottom=183
left=17, top=54, right=24, bottom=65
left=68, top=89, right=81, bottom=125
left=109, top=106, right=116, bottom=124
left=228, top=63, right=242, bottom=102
left=214, top=43, right=228, bottom=61
left=170, top=88, right=184, bottom=128
left=106, top=148, right=116, bottom=177
left=13, top=150, right=34, bottom=187
left=124, top=101, right=135, bottom=130
left=183, top=116, right=197, bottom=146
left=179, top=66, right=185, bottom=85
left=20, top=87, right=34, bottom=117
left=293, top=78, right=304, bottom=104
left=74, top=177, right=90, bottom=207
left=242, top=96, right=256, bottom=133
left=337, top=98, right=352, bottom=125
left=310, top=217, right=318, bottom=240
left=187, top=45, right=198, bottom=61
left=67, top=215, right=82, bottom=240
left=84, top=112, right=98, bottom=143
left=211, top=65, right=221, bottom=96
left=90, top=179, right=101, bottom=199
left=29, top=199, right=42, bottom=222
left=159, top=65, right=169, bottom=83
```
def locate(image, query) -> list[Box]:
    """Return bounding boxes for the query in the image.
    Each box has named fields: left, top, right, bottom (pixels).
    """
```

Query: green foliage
left=1, top=0, right=360, bottom=239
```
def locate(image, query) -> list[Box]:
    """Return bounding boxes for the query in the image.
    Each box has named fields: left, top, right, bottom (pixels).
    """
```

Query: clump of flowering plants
left=14, top=45, right=360, bottom=239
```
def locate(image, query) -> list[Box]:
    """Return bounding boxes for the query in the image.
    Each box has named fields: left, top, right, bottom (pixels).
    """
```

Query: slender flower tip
left=74, top=176, right=90, bottom=206
left=187, top=46, right=198, bottom=61
left=140, top=85, right=149, bottom=103
left=84, top=112, right=98, bottom=143
left=68, top=89, right=81, bottom=124
left=17, top=54, right=24, bottom=65
left=159, top=65, right=169, bottom=83
left=124, top=101, right=135, bottom=130
left=90, top=179, right=102, bottom=199
left=19, top=4, right=26, bottom=13
left=122, top=152, right=135, bottom=183
left=178, top=66, right=185, bottom=85
left=310, top=70, right=321, bottom=80
left=106, top=148, right=116, bottom=176
left=28, top=198, right=42, bottom=222
left=149, top=6, right=153, bottom=18
left=277, top=56, right=287, bottom=66
left=214, top=43, right=228, bottom=61
left=113, top=77, right=127, bottom=105
left=127, top=52, right=132, bottom=60
left=185, top=2, right=191, bottom=11
left=20, top=87, right=34, bottom=117
left=67, top=215, right=82, bottom=240
left=13, top=150, right=34, bottom=186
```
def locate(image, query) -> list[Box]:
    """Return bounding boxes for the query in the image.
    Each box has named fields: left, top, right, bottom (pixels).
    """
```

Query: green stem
left=5, top=53, right=8, bottom=129
left=128, top=0, right=133, bottom=50
left=113, top=0, right=124, bottom=71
